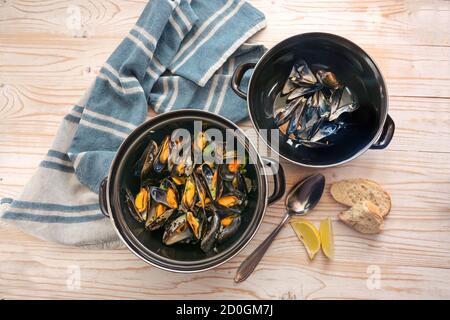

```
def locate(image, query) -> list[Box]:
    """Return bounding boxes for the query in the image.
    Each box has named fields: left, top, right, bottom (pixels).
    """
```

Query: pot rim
left=246, top=32, right=389, bottom=168
left=105, top=109, right=270, bottom=273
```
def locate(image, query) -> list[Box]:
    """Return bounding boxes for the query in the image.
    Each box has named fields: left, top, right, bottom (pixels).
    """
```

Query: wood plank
left=1, top=0, right=450, bottom=300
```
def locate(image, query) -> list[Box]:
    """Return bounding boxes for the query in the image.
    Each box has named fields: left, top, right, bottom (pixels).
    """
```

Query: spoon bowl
left=286, top=173, right=326, bottom=215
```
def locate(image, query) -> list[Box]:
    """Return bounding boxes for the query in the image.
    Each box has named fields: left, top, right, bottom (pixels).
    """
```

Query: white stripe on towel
left=175, top=6, right=193, bottom=29
left=153, top=57, right=165, bottom=73
left=98, top=73, right=144, bottom=95
left=83, top=109, right=137, bottom=131
left=127, top=33, right=154, bottom=60
left=169, top=16, right=184, bottom=39
left=44, top=156, right=73, bottom=167
left=153, top=77, right=169, bottom=112
left=72, top=152, right=86, bottom=169
left=171, top=1, right=245, bottom=73
left=131, top=25, right=157, bottom=47
left=146, top=65, right=159, bottom=80
left=79, top=119, right=129, bottom=139
left=214, top=58, right=235, bottom=114
left=6, top=206, right=101, bottom=218
left=165, top=77, right=179, bottom=112
left=103, top=63, right=139, bottom=84
left=203, top=76, right=220, bottom=111
left=171, top=0, right=235, bottom=64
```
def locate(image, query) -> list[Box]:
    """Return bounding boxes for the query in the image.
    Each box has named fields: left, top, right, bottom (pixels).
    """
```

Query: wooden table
left=1, top=0, right=449, bottom=300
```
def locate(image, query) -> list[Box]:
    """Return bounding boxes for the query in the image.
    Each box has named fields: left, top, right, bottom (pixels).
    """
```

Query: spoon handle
left=234, top=213, right=290, bottom=283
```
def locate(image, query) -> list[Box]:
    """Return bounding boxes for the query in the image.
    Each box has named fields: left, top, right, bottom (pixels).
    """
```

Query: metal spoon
left=234, top=173, right=325, bottom=283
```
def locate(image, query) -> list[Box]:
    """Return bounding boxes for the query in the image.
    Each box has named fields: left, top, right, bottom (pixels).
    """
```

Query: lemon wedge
left=320, top=218, right=334, bottom=259
left=290, top=219, right=321, bottom=260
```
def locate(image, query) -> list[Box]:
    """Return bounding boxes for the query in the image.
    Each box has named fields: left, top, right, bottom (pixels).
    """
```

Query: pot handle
left=261, top=157, right=286, bottom=206
left=99, top=177, right=110, bottom=218
left=231, top=62, right=256, bottom=100
left=370, top=114, right=395, bottom=149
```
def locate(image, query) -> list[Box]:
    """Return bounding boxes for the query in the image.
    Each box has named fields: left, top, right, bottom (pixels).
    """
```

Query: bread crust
left=330, top=179, right=391, bottom=217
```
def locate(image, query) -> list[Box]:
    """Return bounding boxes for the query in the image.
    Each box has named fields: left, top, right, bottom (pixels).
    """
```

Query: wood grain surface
left=1, top=0, right=450, bottom=300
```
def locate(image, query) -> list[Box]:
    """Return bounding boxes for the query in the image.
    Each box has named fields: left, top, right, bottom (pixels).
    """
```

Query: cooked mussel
left=186, top=210, right=205, bottom=240
left=193, top=170, right=212, bottom=208
left=124, top=188, right=145, bottom=223
left=181, top=175, right=196, bottom=211
left=149, top=178, right=178, bottom=209
left=162, top=213, right=194, bottom=245
left=170, top=136, right=193, bottom=178
left=153, top=135, right=170, bottom=173
left=217, top=214, right=241, bottom=243
left=146, top=204, right=175, bottom=231
left=197, top=163, right=218, bottom=200
left=140, top=140, right=158, bottom=181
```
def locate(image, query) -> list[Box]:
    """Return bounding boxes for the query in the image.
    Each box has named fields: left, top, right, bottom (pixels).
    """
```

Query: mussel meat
left=181, top=175, right=196, bottom=211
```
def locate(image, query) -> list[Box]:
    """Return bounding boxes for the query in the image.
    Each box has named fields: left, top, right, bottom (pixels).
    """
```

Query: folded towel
left=0, top=0, right=266, bottom=248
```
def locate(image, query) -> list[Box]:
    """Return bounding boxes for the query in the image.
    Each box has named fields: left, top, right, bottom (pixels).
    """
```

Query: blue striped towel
left=0, top=0, right=266, bottom=248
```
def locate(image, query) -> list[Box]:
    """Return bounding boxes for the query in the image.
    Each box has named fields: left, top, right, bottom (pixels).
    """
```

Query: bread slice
left=330, top=179, right=391, bottom=217
left=338, top=201, right=384, bottom=234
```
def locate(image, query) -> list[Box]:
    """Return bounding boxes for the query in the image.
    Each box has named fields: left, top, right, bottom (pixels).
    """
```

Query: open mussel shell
left=310, top=121, right=342, bottom=143
left=276, top=59, right=360, bottom=148
left=146, top=206, right=175, bottom=231
left=162, top=213, right=194, bottom=245
left=181, top=175, right=196, bottom=211
left=274, top=98, right=298, bottom=127
left=218, top=162, right=239, bottom=182
left=200, top=212, right=220, bottom=252
left=287, top=83, right=322, bottom=102
left=329, top=86, right=359, bottom=121
left=170, top=137, right=193, bottom=178
left=316, top=69, right=342, bottom=90
left=311, top=90, right=330, bottom=118
left=192, top=170, right=211, bottom=208
left=232, top=172, right=250, bottom=196
left=286, top=98, right=307, bottom=136
left=140, top=140, right=158, bottom=182
left=153, top=135, right=170, bottom=173
left=197, top=163, right=218, bottom=200
left=282, top=60, right=318, bottom=96
left=186, top=210, right=205, bottom=240
left=149, top=178, right=179, bottom=209
left=124, top=188, right=144, bottom=223
left=217, top=215, right=242, bottom=244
